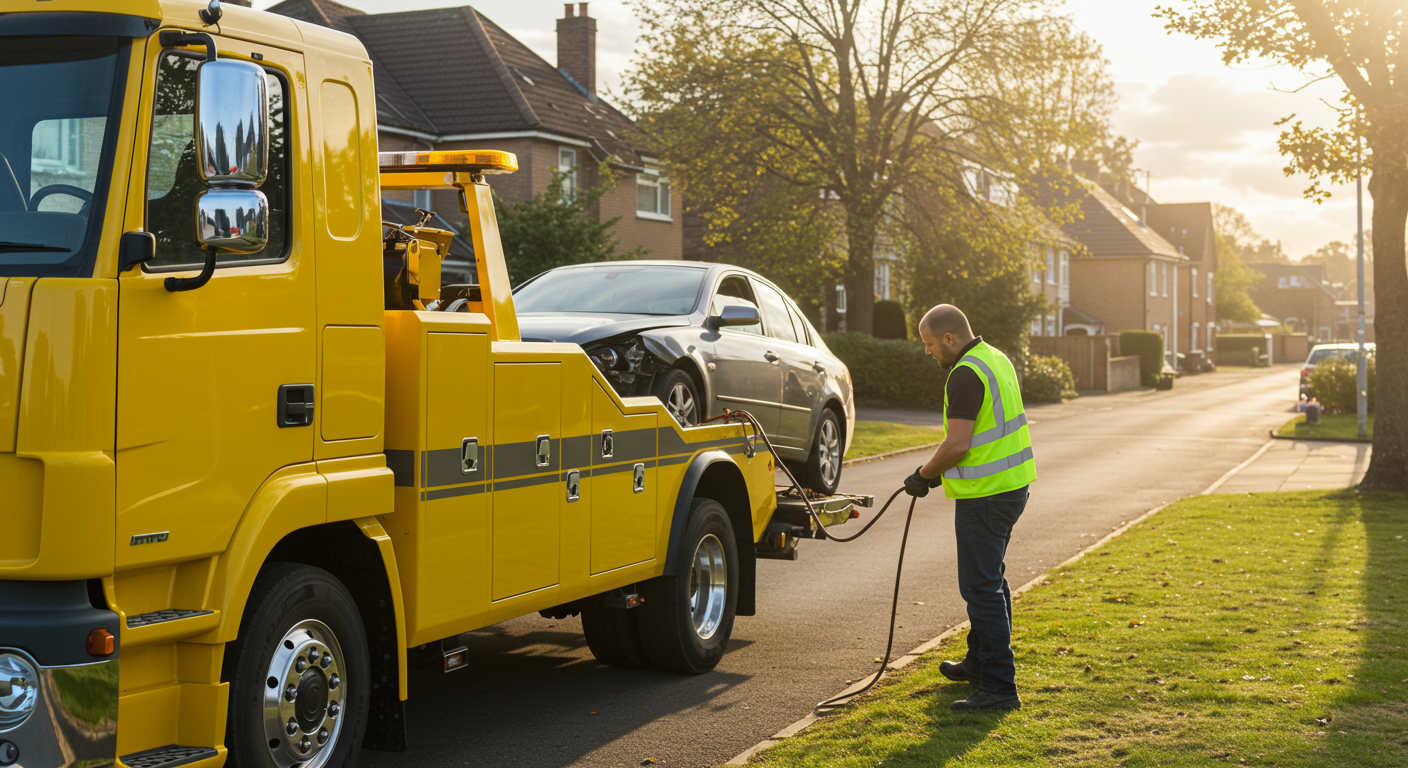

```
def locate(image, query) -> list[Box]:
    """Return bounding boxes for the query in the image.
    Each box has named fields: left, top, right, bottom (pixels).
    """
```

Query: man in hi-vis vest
left=903, top=304, right=1036, bottom=711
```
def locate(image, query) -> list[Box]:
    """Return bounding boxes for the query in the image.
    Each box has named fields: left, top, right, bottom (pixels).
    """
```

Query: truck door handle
left=764, top=351, right=780, bottom=363
left=536, top=435, right=552, bottom=467
left=461, top=438, right=479, bottom=474
left=276, top=384, right=315, bottom=428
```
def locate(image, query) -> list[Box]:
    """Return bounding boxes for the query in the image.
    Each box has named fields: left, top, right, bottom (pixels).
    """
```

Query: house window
left=1149, top=262, right=1157, bottom=296
left=1192, top=267, right=1198, bottom=297
left=413, top=189, right=431, bottom=211
left=1207, top=272, right=1214, bottom=304
left=1045, top=314, right=1056, bottom=336
left=636, top=172, right=672, bottom=220
left=1059, top=250, right=1069, bottom=288
left=558, top=148, right=577, bottom=196
left=874, top=260, right=891, bottom=300
left=1162, top=263, right=1170, bottom=297
left=1192, top=322, right=1200, bottom=351
left=1046, top=247, right=1056, bottom=285
left=1031, top=317, right=1042, bottom=336
left=31, top=118, right=93, bottom=175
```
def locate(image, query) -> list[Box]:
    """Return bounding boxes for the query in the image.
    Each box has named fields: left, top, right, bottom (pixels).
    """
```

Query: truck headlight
left=0, top=653, right=39, bottom=731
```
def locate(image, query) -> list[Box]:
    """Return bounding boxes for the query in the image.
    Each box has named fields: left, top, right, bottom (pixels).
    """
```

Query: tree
left=1302, top=235, right=1374, bottom=299
left=627, top=0, right=1067, bottom=334
left=1209, top=203, right=1266, bottom=323
left=491, top=169, right=644, bottom=286
left=1159, top=0, right=1407, bottom=492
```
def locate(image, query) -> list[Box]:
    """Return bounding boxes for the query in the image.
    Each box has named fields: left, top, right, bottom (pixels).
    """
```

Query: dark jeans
left=955, top=485, right=1029, bottom=695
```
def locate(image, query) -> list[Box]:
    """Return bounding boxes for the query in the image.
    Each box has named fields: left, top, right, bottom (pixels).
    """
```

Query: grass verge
left=847, top=421, right=944, bottom=460
left=1278, top=413, right=1374, bottom=441
left=749, top=490, right=1408, bottom=767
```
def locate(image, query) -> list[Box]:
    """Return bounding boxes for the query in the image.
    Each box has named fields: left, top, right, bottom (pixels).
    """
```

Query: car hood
left=516, top=313, right=694, bottom=345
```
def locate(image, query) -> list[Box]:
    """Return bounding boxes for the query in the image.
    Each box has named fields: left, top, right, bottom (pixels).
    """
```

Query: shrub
left=1022, top=355, right=1076, bottom=403
left=872, top=300, right=908, bottom=339
left=823, top=333, right=944, bottom=410
left=1119, top=330, right=1165, bottom=386
left=1307, top=355, right=1375, bottom=414
left=1215, top=334, right=1270, bottom=365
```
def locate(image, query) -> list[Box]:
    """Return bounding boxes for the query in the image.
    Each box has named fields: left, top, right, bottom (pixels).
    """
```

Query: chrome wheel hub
left=688, top=534, right=728, bottom=640
left=819, top=419, right=841, bottom=486
left=263, top=620, right=345, bottom=768
left=667, top=381, right=698, bottom=427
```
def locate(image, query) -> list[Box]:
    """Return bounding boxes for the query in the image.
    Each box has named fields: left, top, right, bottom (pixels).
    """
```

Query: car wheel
left=636, top=498, right=738, bottom=674
left=801, top=410, right=843, bottom=496
left=653, top=368, right=700, bottom=427
left=223, top=563, right=368, bottom=768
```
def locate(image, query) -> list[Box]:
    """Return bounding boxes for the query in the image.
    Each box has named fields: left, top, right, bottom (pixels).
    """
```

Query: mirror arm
left=158, top=30, right=217, bottom=62
left=165, top=250, right=217, bottom=292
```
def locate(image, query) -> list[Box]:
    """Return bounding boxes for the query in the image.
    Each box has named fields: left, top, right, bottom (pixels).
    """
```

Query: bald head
left=918, top=304, right=975, bottom=367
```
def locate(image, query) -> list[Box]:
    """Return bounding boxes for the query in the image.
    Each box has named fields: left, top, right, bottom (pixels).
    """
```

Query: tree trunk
left=843, top=213, right=877, bottom=335
left=1358, top=167, right=1408, bottom=493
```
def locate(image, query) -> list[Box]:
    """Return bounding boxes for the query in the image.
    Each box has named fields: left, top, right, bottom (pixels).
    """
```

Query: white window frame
left=636, top=171, right=672, bottom=221
left=1192, top=267, right=1198, bottom=297
left=1046, top=247, right=1056, bottom=285
left=1031, top=317, right=1042, bottom=335
left=1207, top=272, right=1214, bottom=305
left=1045, top=314, right=1056, bottom=336
left=1192, top=322, right=1200, bottom=352
left=1162, top=263, right=1169, bottom=297
left=1059, top=250, right=1069, bottom=289
left=558, top=147, right=577, bottom=196
left=1149, top=262, right=1157, bottom=296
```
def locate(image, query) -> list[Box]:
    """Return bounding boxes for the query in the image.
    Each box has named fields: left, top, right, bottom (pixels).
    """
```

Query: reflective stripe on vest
left=940, top=342, right=1036, bottom=498
left=944, top=445, right=1035, bottom=480
left=960, top=355, right=1029, bottom=449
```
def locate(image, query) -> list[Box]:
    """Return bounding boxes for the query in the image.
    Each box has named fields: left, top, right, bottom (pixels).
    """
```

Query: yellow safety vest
left=941, top=341, right=1037, bottom=499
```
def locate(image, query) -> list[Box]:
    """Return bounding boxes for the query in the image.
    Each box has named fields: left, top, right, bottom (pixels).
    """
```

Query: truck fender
left=663, top=449, right=757, bottom=616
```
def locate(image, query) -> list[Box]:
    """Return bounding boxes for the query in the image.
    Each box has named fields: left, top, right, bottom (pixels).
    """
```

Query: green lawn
left=1278, top=413, right=1374, bottom=441
left=846, top=421, right=944, bottom=460
left=749, top=490, right=1408, bottom=767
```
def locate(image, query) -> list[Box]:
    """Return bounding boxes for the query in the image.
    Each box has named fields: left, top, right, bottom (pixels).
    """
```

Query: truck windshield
left=0, top=36, right=127, bottom=278
left=514, top=265, right=708, bottom=315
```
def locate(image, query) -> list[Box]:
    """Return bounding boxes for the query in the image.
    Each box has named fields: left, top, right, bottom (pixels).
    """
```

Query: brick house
left=1246, top=263, right=1340, bottom=341
left=269, top=0, right=682, bottom=261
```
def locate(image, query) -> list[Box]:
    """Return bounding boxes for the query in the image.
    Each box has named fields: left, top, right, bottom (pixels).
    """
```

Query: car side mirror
left=713, top=304, right=760, bottom=328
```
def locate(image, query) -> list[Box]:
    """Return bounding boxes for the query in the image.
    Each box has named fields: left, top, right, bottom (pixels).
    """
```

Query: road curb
left=841, top=442, right=942, bottom=469
left=1268, top=430, right=1372, bottom=444
left=725, top=442, right=1272, bottom=766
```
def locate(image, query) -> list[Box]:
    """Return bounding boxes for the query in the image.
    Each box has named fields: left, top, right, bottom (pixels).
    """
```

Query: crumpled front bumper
left=0, top=580, right=119, bottom=768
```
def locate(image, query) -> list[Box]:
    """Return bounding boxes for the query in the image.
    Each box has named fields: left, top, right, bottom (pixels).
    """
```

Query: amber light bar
left=377, top=150, right=519, bottom=174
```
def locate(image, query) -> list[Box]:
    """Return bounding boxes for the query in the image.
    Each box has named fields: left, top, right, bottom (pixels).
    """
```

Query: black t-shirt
left=945, top=337, right=986, bottom=421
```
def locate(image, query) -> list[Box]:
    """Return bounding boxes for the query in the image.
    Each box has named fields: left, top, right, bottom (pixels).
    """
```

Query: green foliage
left=1308, top=354, right=1376, bottom=415
left=49, top=662, right=118, bottom=726
left=1021, top=354, right=1076, bottom=403
left=1119, top=330, right=1166, bottom=386
left=871, top=300, right=908, bottom=339
left=823, top=333, right=944, bottom=411
left=492, top=169, right=644, bottom=285
left=1209, top=204, right=1267, bottom=323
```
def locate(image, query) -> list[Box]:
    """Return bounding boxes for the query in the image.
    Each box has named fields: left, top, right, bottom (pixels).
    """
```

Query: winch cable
left=699, top=409, right=921, bottom=712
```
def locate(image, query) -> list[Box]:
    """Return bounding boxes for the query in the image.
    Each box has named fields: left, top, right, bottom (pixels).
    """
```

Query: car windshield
left=1307, top=348, right=1356, bottom=365
left=514, top=265, right=707, bottom=315
left=0, top=35, right=126, bottom=277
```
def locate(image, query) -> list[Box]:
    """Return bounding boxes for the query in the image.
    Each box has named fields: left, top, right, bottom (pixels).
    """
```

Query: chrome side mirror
left=196, top=188, right=269, bottom=254
left=714, top=304, right=761, bottom=328
left=197, top=59, right=268, bottom=186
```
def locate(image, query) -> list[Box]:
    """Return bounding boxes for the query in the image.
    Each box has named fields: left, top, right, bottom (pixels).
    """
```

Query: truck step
left=120, top=744, right=218, bottom=768
left=125, top=609, right=215, bottom=629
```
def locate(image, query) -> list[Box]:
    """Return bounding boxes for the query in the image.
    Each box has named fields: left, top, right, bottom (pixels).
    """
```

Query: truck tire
left=580, top=603, right=649, bottom=669
left=801, top=409, right=843, bottom=496
left=652, top=368, right=700, bottom=427
left=223, top=562, right=369, bottom=768
left=637, top=498, right=738, bottom=674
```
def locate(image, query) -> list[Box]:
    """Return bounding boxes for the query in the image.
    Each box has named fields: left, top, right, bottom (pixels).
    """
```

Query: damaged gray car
left=513, top=261, right=855, bottom=494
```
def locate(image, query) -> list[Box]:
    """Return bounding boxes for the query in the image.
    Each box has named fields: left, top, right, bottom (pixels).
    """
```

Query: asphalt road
left=361, top=365, right=1301, bottom=768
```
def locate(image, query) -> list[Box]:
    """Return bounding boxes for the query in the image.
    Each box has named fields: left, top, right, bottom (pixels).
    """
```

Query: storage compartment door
left=491, top=363, right=561, bottom=600
left=591, top=382, right=657, bottom=575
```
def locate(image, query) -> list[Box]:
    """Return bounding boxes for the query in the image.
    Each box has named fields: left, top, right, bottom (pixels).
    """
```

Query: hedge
left=1022, top=354, right=1076, bottom=403
left=1119, top=330, right=1165, bottom=386
left=1307, top=355, right=1375, bottom=414
left=823, top=333, right=945, bottom=410
left=872, top=300, right=908, bottom=340
left=1216, top=334, right=1270, bottom=361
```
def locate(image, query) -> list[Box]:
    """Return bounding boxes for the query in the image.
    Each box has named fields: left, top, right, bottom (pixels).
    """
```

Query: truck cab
left=0, top=3, right=801, bottom=767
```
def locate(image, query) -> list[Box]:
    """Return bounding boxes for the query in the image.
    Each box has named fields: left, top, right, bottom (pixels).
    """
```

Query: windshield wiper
left=0, top=241, right=71, bottom=253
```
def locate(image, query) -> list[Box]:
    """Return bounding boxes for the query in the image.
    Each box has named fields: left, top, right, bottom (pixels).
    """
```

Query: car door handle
left=764, top=351, right=781, bottom=363
left=813, top=361, right=825, bottom=373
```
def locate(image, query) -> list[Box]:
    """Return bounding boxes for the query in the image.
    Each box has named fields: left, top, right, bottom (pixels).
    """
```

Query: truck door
left=491, top=362, right=562, bottom=600
left=115, top=44, right=315, bottom=567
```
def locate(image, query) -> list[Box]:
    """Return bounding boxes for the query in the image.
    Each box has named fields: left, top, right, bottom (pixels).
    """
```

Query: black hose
left=701, top=409, right=920, bottom=712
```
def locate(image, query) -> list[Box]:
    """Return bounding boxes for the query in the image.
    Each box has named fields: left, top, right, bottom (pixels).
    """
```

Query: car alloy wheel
left=666, top=380, right=698, bottom=426
left=818, top=417, right=841, bottom=487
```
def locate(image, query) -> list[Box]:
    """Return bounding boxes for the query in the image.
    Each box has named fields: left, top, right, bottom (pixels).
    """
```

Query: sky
left=254, top=0, right=1365, bottom=259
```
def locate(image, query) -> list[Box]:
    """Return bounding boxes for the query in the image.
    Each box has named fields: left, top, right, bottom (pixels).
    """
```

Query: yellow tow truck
left=0, top=2, right=862, bottom=766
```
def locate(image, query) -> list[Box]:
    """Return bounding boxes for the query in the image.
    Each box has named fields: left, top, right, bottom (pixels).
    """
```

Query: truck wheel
left=580, top=603, right=648, bottom=669
left=224, top=563, right=369, bottom=768
left=637, top=498, right=738, bottom=674
left=652, top=368, right=700, bottom=427
left=801, top=409, right=843, bottom=496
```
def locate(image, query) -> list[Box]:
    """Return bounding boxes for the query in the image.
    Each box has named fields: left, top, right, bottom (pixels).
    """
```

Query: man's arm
left=919, top=418, right=973, bottom=481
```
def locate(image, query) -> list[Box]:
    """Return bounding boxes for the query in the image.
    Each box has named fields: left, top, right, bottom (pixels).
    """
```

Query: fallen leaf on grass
left=1130, top=620, right=1144, bottom=627
left=641, top=759, right=657, bottom=765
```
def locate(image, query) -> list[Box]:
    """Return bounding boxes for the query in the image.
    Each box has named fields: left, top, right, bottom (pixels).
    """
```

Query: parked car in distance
left=513, top=261, right=855, bottom=494
left=1301, top=342, right=1375, bottom=395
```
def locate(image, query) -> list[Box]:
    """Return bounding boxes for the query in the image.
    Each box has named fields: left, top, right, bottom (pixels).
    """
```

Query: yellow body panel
left=321, top=326, right=385, bottom=442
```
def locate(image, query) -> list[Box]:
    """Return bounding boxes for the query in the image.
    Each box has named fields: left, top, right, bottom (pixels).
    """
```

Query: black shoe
left=939, top=659, right=981, bottom=685
left=950, top=689, right=1021, bottom=711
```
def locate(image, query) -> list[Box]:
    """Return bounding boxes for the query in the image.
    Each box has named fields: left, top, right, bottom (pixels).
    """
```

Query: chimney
left=557, top=2, right=597, bottom=96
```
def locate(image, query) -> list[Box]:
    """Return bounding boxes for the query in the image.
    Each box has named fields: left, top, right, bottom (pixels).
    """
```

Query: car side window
left=753, top=281, right=798, bottom=344
left=146, top=52, right=289, bottom=269
left=786, top=301, right=811, bottom=346
left=712, top=274, right=762, bottom=335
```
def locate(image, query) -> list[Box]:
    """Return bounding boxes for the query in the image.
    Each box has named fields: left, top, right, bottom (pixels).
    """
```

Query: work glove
left=903, top=467, right=932, bottom=498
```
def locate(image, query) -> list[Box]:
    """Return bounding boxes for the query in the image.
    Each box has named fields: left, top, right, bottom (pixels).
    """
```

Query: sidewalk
left=1215, top=438, right=1372, bottom=493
